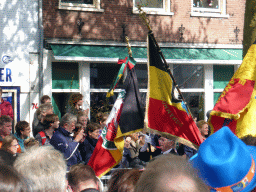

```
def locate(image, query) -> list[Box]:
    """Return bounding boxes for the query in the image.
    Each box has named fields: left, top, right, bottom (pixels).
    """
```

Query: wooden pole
left=125, top=36, right=133, bottom=57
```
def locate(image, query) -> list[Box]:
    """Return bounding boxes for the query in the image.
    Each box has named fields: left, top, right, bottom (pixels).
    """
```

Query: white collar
left=162, top=148, right=174, bottom=155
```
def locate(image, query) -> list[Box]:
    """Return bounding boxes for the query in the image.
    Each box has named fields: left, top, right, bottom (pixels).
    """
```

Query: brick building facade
left=42, top=0, right=245, bottom=120
left=43, top=0, right=244, bottom=43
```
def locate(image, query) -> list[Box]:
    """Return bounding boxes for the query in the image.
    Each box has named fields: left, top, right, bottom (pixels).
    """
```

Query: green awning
left=50, top=44, right=242, bottom=61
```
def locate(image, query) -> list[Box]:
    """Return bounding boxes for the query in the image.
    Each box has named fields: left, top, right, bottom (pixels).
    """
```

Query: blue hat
left=190, top=126, right=256, bottom=192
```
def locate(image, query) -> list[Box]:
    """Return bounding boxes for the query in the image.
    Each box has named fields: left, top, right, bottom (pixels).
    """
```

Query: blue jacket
left=14, top=133, right=28, bottom=152
left=50, top=127, right=82, bottom=169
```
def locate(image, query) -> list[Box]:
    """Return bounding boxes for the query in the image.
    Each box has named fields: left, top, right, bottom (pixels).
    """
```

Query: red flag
left=88, top=91, right=125, bottom=177
left=88, top=62, right=144, bottom=177
left=209, top=42, right=256, bottom=138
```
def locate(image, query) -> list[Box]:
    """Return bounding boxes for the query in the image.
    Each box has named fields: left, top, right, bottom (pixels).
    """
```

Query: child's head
left=77, top=111, right=88, bottom=128
left=43, top=114, right=59, bottom=130
left=24, top=138, right=39, bottom=149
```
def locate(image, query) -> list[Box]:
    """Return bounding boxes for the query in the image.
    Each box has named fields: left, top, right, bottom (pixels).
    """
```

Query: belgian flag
left=145, top=33, right=204, bottom=148
left=209, top=42, right=256, bottom=138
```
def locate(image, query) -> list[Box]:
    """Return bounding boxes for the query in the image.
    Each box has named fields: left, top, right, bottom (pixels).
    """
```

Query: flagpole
left=106, top=36, right=133, bottom=98
left=125, top=36, right=133, bottom=57
left=137, top=6, right=194, bottom=118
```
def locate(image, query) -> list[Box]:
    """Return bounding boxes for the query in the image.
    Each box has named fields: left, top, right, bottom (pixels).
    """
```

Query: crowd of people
left=0, top=91, right=256, bottom=192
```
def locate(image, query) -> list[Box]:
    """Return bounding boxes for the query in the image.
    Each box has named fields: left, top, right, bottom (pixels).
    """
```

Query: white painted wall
left=0, top=0, right=40, bottom=127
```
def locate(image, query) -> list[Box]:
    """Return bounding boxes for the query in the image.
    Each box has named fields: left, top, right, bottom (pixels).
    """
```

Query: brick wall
left=43, top=0, right=245, bottom=44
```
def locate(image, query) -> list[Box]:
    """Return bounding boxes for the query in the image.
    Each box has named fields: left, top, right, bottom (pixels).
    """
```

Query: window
left=135, top=0, right=163, bottom=9
left=59, top=0, right=103, bottom=12
left=61, top=0, right=93, bottom=4
left=213, top=65, right=234, bottom=89
left=182, top=92, right=205, bottom=121
left=173, top=64, right=205, bottom=120
left=52, top=62, right=79, bottom=89
left=213, top=65, right=234, bottom=105
left=90, top=63, right=148, bottom=119
left=90, top=63, right=147, bottom=89
left=173, top=64, right=204, bottom=89
left=191, top=0, right=228, bottom=18
left=133, top=0, right=173, bottom=15
left=193, top=0, right=219, bottom=10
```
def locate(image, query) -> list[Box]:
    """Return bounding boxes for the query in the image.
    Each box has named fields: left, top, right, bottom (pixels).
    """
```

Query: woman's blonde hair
left=196, top=120, right=208, bottom=129
left=2, top=135, right=17, bottom=151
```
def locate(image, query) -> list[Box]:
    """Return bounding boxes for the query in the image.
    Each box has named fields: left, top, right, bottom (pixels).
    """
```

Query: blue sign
left=0, top=68, right=12, bottom=82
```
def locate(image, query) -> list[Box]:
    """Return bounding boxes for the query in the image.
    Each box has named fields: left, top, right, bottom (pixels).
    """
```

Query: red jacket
left=0, top=99, right=13, bottom=120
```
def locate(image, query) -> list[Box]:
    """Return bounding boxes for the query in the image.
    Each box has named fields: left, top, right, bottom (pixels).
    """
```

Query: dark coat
left=79, top=135, right=98, bottom=164
left=177, top=144, right=197, bottom=158
left=50, top=127, right=82, bottom=169
left=33, top=121, right=44, bottom=137
left=0, top=149, right=16, bottom=166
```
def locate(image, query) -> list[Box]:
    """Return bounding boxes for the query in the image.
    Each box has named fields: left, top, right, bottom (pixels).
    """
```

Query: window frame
left=191, top=0, right=229, bottom=18
left=133, top=0, right=173, bottom=16
left=58, top=0, right=104, bottom=12
left=192, top=0, right=221, bottom=13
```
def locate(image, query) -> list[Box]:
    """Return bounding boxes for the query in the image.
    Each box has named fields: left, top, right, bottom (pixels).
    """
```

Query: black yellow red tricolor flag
left=145, top=33, right=204, bottom=148
left=88, top=60, right=144, bottom=177
left=209, top=42, right=256, bottom=138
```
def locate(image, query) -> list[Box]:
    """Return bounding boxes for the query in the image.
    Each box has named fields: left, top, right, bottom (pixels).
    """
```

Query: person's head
left=0, top=115, right=12, bottom=137
left=24, top=138, right=39, bottom=150
left=68, top=164, right=99, bottom=192
left=60, top=113, right=77, bottom=133
left=37, top=103, right=53, bottom=121
left=40, top=95, right=51, bottom=104
left=15, top=121, right=30, bottom=139
left=158, top=137, right=175, bottom=152
left=77, top=111, right=88, bottom=128
left=135, top=155, right=209, bottom=192
left=2, top=135, right=19, bottom=155
left=69, top=93, right=83, bottom=108
left=86, top=123, right=101, bottom=140
left=95, top=112, right=108, bottom=128
left=0, top=87, right=2, bottom=97
left=107, top=169, right=128, bottom=192
left=130, top=132, right=140, bottom=141
left=124, top=136, right=132, bottom=148
left=241, top=134, right=256, bottom=146
left=14, top=146, right=67, bottom=192
left=43, top=114, right=59, bottom=130
left=108, top=169, right=143, bottom=192
left=0, top=163, right=28, bottom=192
left=196, top=120, right=209, bottom=138
left=190, top=126, right=256, bottom=192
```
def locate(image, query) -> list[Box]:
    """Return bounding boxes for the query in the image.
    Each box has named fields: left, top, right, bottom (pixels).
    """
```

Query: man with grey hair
left=135, top=154, right=209, bottom=192
left=14, top=146, right=67, bottom=192
left=50, top=113, right=84, bottom=169
left=158, top=136, right=177, bottom=155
